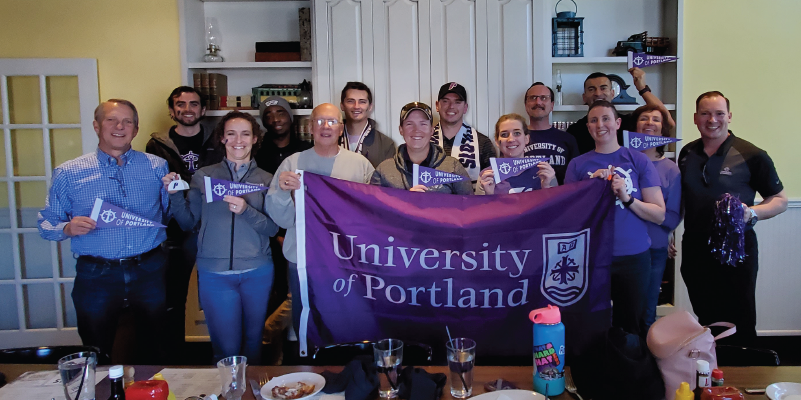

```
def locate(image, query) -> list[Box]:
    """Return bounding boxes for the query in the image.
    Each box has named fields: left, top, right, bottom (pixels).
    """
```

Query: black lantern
left=552, top=0, right=584, bottom=57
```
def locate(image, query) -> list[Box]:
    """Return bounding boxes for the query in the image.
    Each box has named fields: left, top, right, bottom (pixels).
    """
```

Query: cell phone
left=744, top=388, right=766, bottom=394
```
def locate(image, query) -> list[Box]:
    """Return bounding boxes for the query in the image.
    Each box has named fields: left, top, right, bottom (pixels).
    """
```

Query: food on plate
left=271, top=382, right=316, bottom=399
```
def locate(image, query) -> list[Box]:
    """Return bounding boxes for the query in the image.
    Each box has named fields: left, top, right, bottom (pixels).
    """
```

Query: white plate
left=470, top=389, right=546, bottom=400
left=261, top=372, right=326, bottom=400
left=767, top=382, right=801, bottom=400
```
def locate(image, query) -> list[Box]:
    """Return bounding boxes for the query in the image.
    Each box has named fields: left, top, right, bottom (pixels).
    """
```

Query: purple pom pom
left=708, top=193, right=746, bottom=266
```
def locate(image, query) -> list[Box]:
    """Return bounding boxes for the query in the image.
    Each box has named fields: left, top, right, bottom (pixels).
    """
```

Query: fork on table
left=564, top=368, right=583, bottom=400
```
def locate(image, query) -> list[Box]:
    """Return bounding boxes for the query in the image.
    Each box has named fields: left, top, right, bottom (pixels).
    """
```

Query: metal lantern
left=552, top=0, right=584, bottom=57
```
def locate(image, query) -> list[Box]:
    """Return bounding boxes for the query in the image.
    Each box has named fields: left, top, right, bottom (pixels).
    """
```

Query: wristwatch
left=638, top=85, right=652, bottom=96
left=747, top=207, right=758, bottom=226
left=622, top=196, right=635, bottom=208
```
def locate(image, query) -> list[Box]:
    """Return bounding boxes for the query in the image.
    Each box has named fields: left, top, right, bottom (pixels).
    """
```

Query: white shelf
left=205, top=108, right=312, bottom=117
left=552, top=57, right=628, bottom=64
left=553, top=104, right=676, bottom=112
left=187, top=62, right=312, bottom=69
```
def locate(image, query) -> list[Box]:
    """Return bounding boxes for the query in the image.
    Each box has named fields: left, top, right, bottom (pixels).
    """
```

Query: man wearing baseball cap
left=431, top=82, right=496, bottom=183
left=254, top=96, right=312, bottom=174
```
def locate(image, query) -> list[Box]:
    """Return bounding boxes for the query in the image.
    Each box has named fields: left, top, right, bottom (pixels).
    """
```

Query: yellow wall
left=1, top=0, right=181, bottom=152
left=683, top=1, right=800, bottom=198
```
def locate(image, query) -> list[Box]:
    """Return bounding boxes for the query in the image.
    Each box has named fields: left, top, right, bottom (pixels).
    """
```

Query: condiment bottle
left=711, top=369, right=724, bottom=387
left=108, top=365, right=126, bottom=400
left=676, top=382, right=694, bottom=400
left=529, top=305, right=565, bottom=397
left=694, top=360, right=711, bottom=400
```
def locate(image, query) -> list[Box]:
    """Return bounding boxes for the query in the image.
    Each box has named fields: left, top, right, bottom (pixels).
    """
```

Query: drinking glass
left=446, top=338, right=476, bottom=399
left=217, top=356, right=247, bottom=400
left=374, top=339, right=403, bottom=399
left=58, top=352, right=97, bottom=400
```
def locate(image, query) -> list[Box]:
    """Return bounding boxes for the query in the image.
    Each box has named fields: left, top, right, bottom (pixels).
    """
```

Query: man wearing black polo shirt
left=567, top=69, right=675, bottom=154
left=523, top=82, right=579, bottom=184
left=147, top=86, right=222, bottom=354
left=432, top=82, right=496, bottom=184
left=679, top=91, right=787, bottom=345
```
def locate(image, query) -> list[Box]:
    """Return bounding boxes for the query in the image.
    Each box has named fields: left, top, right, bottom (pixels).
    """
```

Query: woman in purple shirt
left=630, top=105, right=682, bottom=331
left=565, top=101, right=666, bottom=336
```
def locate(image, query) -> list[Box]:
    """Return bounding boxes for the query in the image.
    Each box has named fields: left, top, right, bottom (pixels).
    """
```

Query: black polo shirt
left=678, top=131, right=783, bottom=240
left=567, top=113, right=632, bottom=155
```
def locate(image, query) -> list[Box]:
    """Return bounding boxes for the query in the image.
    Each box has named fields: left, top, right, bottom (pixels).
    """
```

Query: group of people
left=37, top=66, right=787, bottom=366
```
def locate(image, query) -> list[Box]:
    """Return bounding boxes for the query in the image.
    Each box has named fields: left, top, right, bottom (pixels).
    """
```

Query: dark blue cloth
left=643, top=247, right=669, bottom=331
left=71, top=247, right=168, bottom=362
left=610, top=251, right=650, bottom=336
left=646, top=158, right=681, bottom=249
left=524, top=127, right=580, bottom=185
left=38, top=148, right=169, bottom=258
left=198, top=266, right=274, bottom=364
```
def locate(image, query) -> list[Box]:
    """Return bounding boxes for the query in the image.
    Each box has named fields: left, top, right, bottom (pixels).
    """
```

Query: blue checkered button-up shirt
left=38, top=148, right=170, bottom=259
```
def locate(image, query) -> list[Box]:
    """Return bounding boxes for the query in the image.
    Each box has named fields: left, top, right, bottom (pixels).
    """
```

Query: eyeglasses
left=108, top=166, right=127, bottom=197
left=526, top=95, right=551, bottom=102
left=314, top=119, right=340, bottom=127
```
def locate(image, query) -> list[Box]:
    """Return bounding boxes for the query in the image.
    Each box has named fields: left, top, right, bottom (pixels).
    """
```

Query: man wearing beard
left=254, top=96, right=312, bottom=174
left=146, top=86, right=222, bottom=357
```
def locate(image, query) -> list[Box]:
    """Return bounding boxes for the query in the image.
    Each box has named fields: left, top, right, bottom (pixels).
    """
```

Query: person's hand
left=410, top=184, right=428, bottom=193
left=279, top=171, right=301, bottom=191
left=668, top=235, right=677, bottom=259
left=628, top=67, right=647, bottom=91
left=64, top=216, right=96, bottom=237
left=479, top=169, right=495, bottom=195
left=743, top=205, right=753, bottom=223
left=223, top=195, right=247, bottom=215
left=537, top=162, right=556, bottom=188
left=162, top=172, right=180, bottom=194
left=611, top=174, right=631, bottom=202
left=590, top=167, right=614, bottom=180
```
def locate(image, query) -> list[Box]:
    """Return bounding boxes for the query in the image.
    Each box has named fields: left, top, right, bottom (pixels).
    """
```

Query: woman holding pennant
left=564, top=101, right=665, bottom=336
left=163, top=111, right=278, bottom=364
left=370, top=102, right=473, bottom=194
left=629, top=105, right=682, bottom=332
left=477, top=113, right=557, bottom=195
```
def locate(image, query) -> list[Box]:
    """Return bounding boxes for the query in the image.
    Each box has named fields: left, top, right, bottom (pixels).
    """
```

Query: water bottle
left=529, top=304, right=565, bottom=396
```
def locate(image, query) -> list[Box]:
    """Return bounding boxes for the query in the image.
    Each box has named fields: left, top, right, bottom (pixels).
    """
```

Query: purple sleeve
left=661, top=163, right=682, bottom=230
left=638, top=154, right=661, bottom=189
left=564, top=159, right=579, bottom=184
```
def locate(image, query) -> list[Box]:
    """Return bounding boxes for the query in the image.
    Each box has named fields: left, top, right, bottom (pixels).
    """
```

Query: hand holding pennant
left=204, top=176, right=268, bottom=203
left=89, top=198, right=165, bottom=228
left=412, top=164, right=468, bottom=188
left=490, top=156, right=548, bottom=184
left=627, top=51, right=678, bottom=69
left=622, top=130, right=681, bottom=151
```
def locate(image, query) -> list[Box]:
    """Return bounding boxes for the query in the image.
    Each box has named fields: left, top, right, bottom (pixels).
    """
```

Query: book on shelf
left=299, top=8, right=312, bottom=61
left=192, top=72, right=228, bottom=110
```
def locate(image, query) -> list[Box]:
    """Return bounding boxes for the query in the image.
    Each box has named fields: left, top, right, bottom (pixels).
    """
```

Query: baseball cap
left=259, top=96, right=293, bottom=123
left=399, top=102, right=433, bottom=125
left=438, top=82, right=467, bottom=102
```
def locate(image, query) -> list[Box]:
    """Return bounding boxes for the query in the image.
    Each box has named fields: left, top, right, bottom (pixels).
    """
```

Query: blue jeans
left=72, top=247, right=168, bottom=363
left=643, top=247, right=669, bottom=332
left=198, top=266, right=273, bottom=364
left=610, top=251, right=651, bottom=336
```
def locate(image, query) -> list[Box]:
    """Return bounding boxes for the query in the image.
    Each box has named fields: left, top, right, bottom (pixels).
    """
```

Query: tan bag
left=646, top=310, right=735, bottom=400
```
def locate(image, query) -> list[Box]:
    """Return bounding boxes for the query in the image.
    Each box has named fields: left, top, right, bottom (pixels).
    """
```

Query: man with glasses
left=146, top=86, right=221, bottom=357
left=679, top=91, right=787, bottom=346
left=339, top=81, right=396, bottom=168
left=266, top=103, right=374, bottom=356
left=38, top=99, right=170, bottom=362
left=567, top=69, right=675, bottom=154
left=523, top=82, right=579, bottom=184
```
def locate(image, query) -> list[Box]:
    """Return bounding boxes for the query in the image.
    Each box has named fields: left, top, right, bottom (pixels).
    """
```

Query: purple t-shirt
left=647, top=158, right=682, bottom=249
left=565, top=147, right=661, bottom=256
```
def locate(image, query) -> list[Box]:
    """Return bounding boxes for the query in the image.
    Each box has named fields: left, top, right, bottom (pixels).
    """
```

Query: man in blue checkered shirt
left=38, top=99, right=170, bottom=362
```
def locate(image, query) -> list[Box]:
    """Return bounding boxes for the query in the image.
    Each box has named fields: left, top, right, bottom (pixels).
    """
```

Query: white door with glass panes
left=0, top=58, right=99, bottom=348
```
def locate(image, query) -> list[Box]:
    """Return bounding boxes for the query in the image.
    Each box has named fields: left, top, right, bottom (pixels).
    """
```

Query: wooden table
left=2, top=364, right=798, bottom=399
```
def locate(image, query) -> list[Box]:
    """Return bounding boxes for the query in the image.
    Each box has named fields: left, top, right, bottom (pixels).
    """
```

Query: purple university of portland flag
left=293, top=171, right=614, bottom=360
left=490, top=156, right=548, bottom=184
left=412, top=164, right=468, bottom=187
left=627, top=51, right=678, bottom=69
left=90, top=198, right=165, bottom=228
left=204, top=176, right=267, bottom=203
left=622, top=130, right=681, bottom=151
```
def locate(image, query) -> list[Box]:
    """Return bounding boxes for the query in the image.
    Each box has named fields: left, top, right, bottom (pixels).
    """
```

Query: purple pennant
left=491, top=156, right=548, bottom=184
left=622, top=130, right=681, bottom=151
left=204, top=176, right=267, bottom=203
left=627, top=51, right=678, bottom=69
left=90, top=198, right=165, bottom=228
left=412, top=164, right=468, bottom=188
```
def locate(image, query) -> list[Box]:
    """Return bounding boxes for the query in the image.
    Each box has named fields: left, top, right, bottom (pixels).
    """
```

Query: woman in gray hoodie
left=163, top=111, right=278, bottom=364
left=371, top=102, right=473, bottom=195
